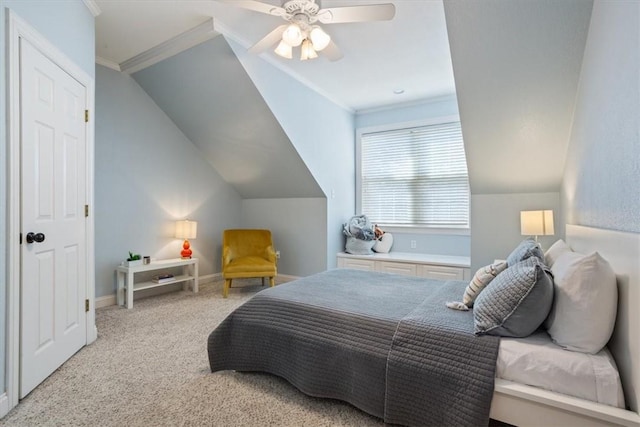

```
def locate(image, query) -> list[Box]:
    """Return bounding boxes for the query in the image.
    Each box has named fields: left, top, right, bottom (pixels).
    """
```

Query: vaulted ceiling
left=94, top=0, right=594, bottom=199
left=95, top=0, right=456, bottom=112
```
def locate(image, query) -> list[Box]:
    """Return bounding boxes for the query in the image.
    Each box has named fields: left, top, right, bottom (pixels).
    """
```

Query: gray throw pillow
left=474, top=257, right=554, bottom=337
left=506, top=238, right=545, bottom=266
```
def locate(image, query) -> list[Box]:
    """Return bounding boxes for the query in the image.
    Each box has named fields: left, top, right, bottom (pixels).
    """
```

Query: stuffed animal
left=374, top=225, right=385, bottom=240
left=372, top=225, right=393, bottom=253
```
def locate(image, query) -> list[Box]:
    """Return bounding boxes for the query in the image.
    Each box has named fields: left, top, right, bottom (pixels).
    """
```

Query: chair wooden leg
left=262, top=277, right=265, bottom=286
left=269, top=277, right=275, bottom=287
left=223, top=279, right=232, bottom=298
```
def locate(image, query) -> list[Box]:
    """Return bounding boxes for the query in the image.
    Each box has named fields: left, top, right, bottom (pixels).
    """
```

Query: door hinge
left=19, top=233, right=22, bottom=245
left=85, top=204, right=89, bottom=217
left=85, top=110, right=89, bottom=123
left=85, top=299, right=90, bottom=312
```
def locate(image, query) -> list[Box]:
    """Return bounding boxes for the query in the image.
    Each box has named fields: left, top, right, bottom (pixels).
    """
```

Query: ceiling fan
left=220, top=0, right=396, bottom=61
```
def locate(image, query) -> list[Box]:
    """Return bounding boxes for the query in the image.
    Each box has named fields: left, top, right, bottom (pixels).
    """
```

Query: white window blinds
left=360, top=121, right=469, bottom=228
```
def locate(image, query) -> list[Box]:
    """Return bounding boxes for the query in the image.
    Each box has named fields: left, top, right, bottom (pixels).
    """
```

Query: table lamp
left=175, top=219, right=197, bottom=259
left=520, top=210, right=554, bottom=242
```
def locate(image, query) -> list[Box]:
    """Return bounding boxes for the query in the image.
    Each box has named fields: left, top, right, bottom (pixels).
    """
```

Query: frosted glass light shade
left=274, top=40, right=293, bottom=59
left=310, top=26, right=331, bottom=51
left=300, top=39, right=318, bottom=61
left=175, top=220, right=198, bottom=239
left=282, top=24, right=303, bottom=47
left=520, top=210, right=554, bottom=236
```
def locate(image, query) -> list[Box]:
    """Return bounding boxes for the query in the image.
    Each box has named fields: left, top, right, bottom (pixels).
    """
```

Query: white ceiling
left=94, top=0, right=456, bottom=111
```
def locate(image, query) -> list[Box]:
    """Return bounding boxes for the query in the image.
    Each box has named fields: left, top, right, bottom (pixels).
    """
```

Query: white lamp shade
left=274, top=40, right=293, bottom=59
left=300, top=39, right=318, bottom=61
left=282, top=24, right=303, bottom=47
left=175, top=220, right=198, bottom=240
left=520, top=210, right=554, bottom=236
left=310, top=26, right=331, bottom=51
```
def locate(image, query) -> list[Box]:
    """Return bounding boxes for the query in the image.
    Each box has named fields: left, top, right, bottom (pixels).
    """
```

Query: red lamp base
left=180, top=239, right=192, bottom=259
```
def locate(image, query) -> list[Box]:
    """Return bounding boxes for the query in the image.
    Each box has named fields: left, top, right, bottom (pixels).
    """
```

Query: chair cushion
left=225, top=256, right=277, bottom=275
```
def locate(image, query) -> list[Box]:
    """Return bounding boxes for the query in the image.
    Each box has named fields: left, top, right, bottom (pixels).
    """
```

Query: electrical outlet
left=276, top=250, right=281, bottom=259
left=410, top=240, right=417, bottom=249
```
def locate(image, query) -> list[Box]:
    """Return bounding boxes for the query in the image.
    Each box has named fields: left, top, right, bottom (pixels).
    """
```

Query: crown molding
left=215, top=21, right=354, bottom=114
left=95, top=56, right=121, bottom=72
left=82, top=0, right=101, bottom=17
left=355, top=93, right=459, bottom=115
left=120, top=18, right=218, bottom=74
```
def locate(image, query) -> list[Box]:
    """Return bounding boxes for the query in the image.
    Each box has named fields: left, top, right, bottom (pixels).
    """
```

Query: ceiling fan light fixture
left=282, top=23, right=303, bottom=47
left=300, top=38, right=318, bottom=60
left=309, top=26, right=331, bottom=51
left=274, top=40, right=293, bottom=59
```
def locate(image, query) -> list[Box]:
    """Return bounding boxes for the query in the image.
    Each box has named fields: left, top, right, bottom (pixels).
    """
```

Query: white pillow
left=544, top=239, right=572, bottom=267
left=545, top=251, right=617, bottom=354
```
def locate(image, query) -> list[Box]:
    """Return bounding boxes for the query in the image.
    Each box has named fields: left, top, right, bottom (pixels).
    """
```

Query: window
left=357, top=119, right=469, bottom=229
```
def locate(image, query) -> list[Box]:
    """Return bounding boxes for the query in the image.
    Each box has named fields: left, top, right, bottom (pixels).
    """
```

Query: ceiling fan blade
left=218, top=0, right=285, bottom=17
left=322, top=41, right=343, bottom=62
left=248, top=24, right=288, bottom=54
left=318, top=4, right=395, bottom=24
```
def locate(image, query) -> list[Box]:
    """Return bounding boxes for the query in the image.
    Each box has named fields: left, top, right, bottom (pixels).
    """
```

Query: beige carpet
left=0, top=279, right=385, bottom=427
left=1, top=279, right=511, bottom=427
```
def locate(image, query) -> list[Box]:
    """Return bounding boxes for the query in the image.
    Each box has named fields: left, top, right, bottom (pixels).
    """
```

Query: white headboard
left=566, top=224, right=640, bottom=414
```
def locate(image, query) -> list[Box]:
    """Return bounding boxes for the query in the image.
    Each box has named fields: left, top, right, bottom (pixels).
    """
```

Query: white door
left=19, top=38, right=87, bottom=398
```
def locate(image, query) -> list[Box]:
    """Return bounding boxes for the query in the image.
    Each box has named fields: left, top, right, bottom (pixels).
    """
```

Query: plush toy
left=372, top=225, right=393, bottom=253
left=374, top=225, right=385, bottom=240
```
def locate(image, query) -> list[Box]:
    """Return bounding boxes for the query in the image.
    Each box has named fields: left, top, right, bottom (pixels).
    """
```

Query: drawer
left=419, top=264, right=465, bottom=281
left=378, top=261, right=417, bottom=276
left=338, top=257, right=376, bottom=272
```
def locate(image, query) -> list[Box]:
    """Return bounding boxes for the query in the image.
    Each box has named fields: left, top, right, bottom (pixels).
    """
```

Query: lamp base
left=180, top=239, right=192, bottom=259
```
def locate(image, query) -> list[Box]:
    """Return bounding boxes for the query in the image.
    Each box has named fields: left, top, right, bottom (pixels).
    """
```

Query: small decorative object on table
left=152, top=273, right=174, bottom=284
left=125, top=251, right=142, bottom=267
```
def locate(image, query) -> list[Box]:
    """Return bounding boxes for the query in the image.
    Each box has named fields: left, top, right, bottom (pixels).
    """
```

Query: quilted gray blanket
left=208, top=269, right=500, bottom=426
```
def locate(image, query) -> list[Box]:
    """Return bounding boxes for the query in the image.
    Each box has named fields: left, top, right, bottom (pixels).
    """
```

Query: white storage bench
left=336, top=252, right=471, bottom=281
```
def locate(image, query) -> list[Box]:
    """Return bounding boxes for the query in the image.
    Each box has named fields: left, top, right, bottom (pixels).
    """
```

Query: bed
left=208, top=225, right=640, bottom=426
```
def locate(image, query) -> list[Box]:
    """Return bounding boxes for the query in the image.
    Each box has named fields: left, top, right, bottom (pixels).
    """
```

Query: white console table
left=116, top=258, right=199, bottom=309
left=337, top=252, right=471, bottom=281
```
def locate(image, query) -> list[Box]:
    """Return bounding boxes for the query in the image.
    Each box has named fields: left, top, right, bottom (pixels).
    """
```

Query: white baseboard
left=199, top=273, right=221, bottom=284
left=95, top=294, right=117, bottom=309
left=0, top=392, right=10, bottom=418
left=94, top=272, right=298, bottom=308
left=96, top=272, right=225, bottom=308
left=277, top=274, right=300, bottom=283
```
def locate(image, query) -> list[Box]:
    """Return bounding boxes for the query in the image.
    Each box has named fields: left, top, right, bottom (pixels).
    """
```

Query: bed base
left=492, top=379, right=640, bottom=426
left=492, top=224, right=640, bottom=427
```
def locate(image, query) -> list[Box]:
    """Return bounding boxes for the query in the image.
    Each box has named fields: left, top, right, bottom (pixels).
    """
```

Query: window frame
left=356, top=115, right=470, bottom=234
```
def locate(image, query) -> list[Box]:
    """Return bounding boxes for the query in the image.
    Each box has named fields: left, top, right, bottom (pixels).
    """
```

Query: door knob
left=26, top=232, right=45, bottom=244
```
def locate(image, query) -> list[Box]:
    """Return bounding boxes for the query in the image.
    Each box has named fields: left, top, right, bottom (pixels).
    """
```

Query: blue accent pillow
left=474, top=257, right=554, bottom=337
left=506, top=238, right=545, bottom=266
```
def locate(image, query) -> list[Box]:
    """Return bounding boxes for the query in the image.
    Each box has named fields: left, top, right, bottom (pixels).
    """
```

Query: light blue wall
left=562, top=0, right=640, bottom=233
left=228, top=39, right=356, bottom=269
left=471, top=192, right=561, bottom=271
left=241, top=199, right=327, bottom=276
left=95, top=65, right=243, bottom=298
left=355, top=96, right=470, bottom=258
left=0, top=0, right=94, bottom=396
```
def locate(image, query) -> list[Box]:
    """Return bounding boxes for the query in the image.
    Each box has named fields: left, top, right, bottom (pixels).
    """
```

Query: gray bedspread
left=207, top=269, right=500, bottom=426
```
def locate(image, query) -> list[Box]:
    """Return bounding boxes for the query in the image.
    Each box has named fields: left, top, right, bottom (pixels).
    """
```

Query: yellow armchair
left=221, top=229, right=277, bottom=298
